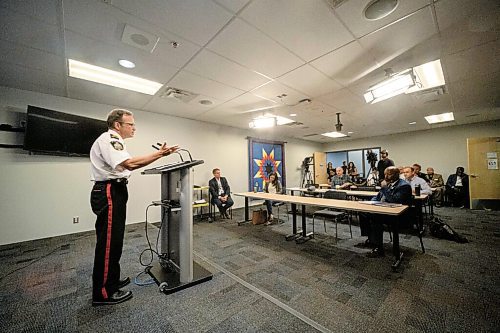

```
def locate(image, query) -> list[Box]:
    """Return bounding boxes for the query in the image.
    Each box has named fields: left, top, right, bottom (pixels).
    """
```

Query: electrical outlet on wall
left=73, top=216, right=79, bottom=224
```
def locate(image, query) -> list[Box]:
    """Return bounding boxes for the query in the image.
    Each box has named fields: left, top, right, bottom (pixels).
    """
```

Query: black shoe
left=118, top=277, right=130, bottom=289
left=224, top=212, right=230, bottom=219
left=92, top=290, right=133, bottom=306
left=366, top=248, right=385, bottom=258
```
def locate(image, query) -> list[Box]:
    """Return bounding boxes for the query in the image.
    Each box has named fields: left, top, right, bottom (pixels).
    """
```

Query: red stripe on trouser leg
left=101, top=183, right=113, bottom=299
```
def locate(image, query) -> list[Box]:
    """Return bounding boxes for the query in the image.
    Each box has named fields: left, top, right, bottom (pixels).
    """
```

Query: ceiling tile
left=250, top=80, right=309, bottom=105
left=241, top=0, right=354, bottom=61
left=317, top=88, right=365, bottom=112
left=207, top=18, right=304, bottom=78
left=208, top=93, right=278, bottom=115
left=0, top=6, right=63, bottom=55
left=168, top=71, right=244, bottom=101
left=442, top=38, right=500, bottom=83
left=334, top=0, right=430, bottom=38
left=184, top=49, right=271, bottom=91
left=436, top=0, right=500, bottom=56
left=358, top=7, right=437, bottom=67
left=143, top=96, right=212, bottom=119
left=67, top=77, right=152, bottom=110
left=64, top=31, right=181, bottom=84
left=311, top=41, right=379, bottom=86
left=213, top=0, right=250, bottom=14
left=0, top=61, right=66, bottom=97
left=0, top=39, right=65, bottom=75
left=111, top=0, right=234, bottom=46
left=277, top=64, right=343, bottom=97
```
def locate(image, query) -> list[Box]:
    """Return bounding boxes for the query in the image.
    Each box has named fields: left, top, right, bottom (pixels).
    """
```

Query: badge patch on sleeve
left=111, top=141, right=124, bottom=151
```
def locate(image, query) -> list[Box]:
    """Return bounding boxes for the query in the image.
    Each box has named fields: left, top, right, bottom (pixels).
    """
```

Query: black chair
left=312, top=190, right=352, bottom=239
left=271, top=201, right=288, bottom=223
left=209, top=192, right=233, bottom=221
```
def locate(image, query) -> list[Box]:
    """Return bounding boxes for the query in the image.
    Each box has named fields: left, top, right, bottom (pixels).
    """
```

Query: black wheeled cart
left=142, top=159, right=212, bottom=294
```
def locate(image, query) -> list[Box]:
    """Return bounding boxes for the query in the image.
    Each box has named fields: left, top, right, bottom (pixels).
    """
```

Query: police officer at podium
left=90, top=108, right=179, bottom=306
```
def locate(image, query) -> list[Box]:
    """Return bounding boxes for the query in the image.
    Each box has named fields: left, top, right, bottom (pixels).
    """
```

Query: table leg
left=237, top=197, right=251, bottom=226
left=391, top=219, right=403, bottom=270
left=415, top=201, right=426, bottom=253
left=285, top=203, right=301, bottom=241
left=296, top=205, right=313, bottom=244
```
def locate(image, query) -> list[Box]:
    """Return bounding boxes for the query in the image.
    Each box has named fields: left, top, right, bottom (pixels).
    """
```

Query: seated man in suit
left=426, top=167, right=444, bottom=207
left=446, top=166, right=469, bottom=208
left=360, top=166, right=412, bottom=257
left=209, top=168, right=234, bottom=219
left=330, top=166, right=351, bottom=189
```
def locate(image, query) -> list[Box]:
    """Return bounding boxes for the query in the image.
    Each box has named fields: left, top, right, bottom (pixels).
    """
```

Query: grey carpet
left=0, top=206, right=499, bottom=332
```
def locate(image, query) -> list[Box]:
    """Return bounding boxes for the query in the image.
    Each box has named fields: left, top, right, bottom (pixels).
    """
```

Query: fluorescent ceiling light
left=406, top=59, right=445, bottom=94
left=118, top=59, right=136, bottom=69
left=276, top=116, right=294, bottom=125
left=425, top=112, right=454, bottom=124
left=364, top=69, right=416, bottom=104
left=249, top=117, right=276, bottom=129
left=409, top=121, right=417, bottom=125
left=321, top=131, right=347, bottom=138
left=68, top=59, right=163, bottom=95
left=289, top=113, right=297, bottom=117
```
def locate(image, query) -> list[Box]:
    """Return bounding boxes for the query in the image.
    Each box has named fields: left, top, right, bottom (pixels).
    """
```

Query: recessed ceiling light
left=290, top=113, right=297, bottom=117
left=347, top=131, right=354, bottom=134
left=199, top=99, right=213, bottom=105
left=118, top=59, right=135, bottom=69
left=425, top=112, right=454, bottom=124
left=409, top=121, right=417, bottom=125
left=364, top=0, right=399, bottom=21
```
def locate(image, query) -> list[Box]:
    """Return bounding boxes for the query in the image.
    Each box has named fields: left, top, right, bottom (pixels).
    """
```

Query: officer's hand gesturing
left=158, top=142, right=179, bottom=156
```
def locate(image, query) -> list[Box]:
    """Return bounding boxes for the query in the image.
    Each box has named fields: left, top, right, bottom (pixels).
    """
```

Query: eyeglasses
left=119, top=122, right=136, bottom=127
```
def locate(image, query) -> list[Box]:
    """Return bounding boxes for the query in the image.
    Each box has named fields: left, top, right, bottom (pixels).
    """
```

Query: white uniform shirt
left=90, top=129, right=131, bottom=181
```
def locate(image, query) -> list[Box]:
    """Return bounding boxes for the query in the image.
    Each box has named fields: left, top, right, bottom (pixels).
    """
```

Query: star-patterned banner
left=248, top=138, right=286, bottom=191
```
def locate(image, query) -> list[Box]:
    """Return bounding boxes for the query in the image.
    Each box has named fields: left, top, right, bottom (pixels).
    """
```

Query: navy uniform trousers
left=90, top=180, right=128, bottom=300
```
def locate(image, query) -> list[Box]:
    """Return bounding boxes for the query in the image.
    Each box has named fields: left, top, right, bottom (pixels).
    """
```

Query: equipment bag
left=429, top=217, right=468, bottom=243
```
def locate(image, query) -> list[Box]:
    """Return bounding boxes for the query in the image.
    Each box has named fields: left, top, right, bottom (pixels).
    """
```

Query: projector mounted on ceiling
left=335, top=112, right=343, bottom=132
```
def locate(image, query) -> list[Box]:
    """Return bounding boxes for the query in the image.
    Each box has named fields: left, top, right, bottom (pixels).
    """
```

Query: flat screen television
left=23, top=105, right=107, bottom=157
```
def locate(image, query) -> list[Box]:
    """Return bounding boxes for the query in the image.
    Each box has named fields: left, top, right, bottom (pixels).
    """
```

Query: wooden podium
left=142, top=159, right=212, bottom=293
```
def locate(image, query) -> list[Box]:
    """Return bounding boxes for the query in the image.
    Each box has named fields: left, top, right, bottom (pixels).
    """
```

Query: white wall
left=323, top=121, right=500, bottom=180
left=0, top=87, right=321, bottom=245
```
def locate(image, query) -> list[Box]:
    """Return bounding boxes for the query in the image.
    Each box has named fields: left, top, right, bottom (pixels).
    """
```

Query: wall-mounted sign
left=486, top=152, right=497, bottom=158
left=487, top=158, right=498, bottom=170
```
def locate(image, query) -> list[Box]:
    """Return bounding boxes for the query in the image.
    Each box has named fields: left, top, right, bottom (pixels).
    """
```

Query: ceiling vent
left=121, top=24, right=159, bottom=53
left=412, top=86, right=446, bottom=103
left=159, top=87, right=198, bottom=103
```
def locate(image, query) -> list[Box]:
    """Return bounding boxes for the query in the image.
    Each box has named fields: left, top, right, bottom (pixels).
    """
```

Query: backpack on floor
left=429, top=217, right=468, bottom=243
